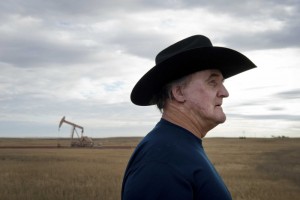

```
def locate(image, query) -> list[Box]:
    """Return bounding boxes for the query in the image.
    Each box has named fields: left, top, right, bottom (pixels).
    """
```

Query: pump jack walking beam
left=59, top=116, right=84, bottom=134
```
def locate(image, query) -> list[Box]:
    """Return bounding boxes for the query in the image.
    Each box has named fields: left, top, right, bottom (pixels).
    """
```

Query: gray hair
left=150, top=75, right=191, bottom=113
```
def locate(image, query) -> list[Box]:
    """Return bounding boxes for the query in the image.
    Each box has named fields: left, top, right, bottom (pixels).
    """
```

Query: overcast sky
left=0, top=0, right=299, bottom=138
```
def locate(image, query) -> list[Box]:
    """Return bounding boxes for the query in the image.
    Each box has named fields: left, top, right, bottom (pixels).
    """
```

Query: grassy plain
left=0, top=137, right=299, bottom=200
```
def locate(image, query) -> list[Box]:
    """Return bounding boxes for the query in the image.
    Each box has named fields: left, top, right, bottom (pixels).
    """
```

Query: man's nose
left=218, top=84, right=229, bottom=98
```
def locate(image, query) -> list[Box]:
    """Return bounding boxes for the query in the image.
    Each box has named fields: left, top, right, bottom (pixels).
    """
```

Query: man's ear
left=171, top=85, right=185, bottom=103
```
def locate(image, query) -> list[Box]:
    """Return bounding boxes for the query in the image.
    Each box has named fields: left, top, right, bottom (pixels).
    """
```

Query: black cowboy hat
left=131, top=35, right=257, bottom=106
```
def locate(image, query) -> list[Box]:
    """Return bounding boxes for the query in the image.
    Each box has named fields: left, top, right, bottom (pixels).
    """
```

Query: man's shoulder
left=135, top=128, right=202, bottom=164
left=143, top=119, right=202, bottom=148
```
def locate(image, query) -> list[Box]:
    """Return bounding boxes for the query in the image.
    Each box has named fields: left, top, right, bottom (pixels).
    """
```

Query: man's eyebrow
left=207, top=73, right=225, bottom=82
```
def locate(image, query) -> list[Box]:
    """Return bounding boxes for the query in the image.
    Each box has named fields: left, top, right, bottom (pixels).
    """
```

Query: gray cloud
left=276, top=89, right=300, bottom=99
left=229, top=113, right=300, bottom=121
left=0, top=0, right=299, bottom=69
left=0, top=36, right=94, bottom=68
left=109, top=32, right=172, bottom=60
left=230, top=88, right=300, bottom=109
left=268, top=106, right=285, bottom=111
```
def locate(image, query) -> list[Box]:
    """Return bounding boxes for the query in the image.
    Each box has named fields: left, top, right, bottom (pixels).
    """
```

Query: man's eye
left=209, top=80, right=217, bottom=86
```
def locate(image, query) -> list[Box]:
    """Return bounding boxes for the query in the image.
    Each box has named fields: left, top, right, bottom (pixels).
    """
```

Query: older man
left=122, top=35, right=256, bottom=200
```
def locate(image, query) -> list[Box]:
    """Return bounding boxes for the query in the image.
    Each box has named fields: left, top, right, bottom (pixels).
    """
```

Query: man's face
left=181, top=69, right=229, bottom=127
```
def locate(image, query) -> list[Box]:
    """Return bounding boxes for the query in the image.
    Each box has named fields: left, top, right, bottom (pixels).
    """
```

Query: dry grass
left=0, top=137, right=142, bottom=147
left=0, top=148, right=133, bottom=200
left=204, top=138, right=300, bottom=200
left=0, top=137, right=299, bottom=200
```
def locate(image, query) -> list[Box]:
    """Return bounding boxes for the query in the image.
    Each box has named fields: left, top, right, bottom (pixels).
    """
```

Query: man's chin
left=216, top=115, right=226, bottom=124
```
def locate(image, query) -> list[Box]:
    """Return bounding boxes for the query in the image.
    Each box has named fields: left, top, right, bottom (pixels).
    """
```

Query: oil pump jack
left=58, top=116, right=94, bottom=147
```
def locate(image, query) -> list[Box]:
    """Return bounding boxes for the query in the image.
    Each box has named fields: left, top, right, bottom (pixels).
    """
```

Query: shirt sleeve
left=122, top=162, right=193, bottom=200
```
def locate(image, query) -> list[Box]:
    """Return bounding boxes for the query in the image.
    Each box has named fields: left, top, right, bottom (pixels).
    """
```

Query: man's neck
left=162, top=102, right=213, bottom=139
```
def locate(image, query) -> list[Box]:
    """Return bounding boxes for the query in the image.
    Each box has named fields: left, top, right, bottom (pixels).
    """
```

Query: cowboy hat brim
left=131, top=46, right=257, bottom=106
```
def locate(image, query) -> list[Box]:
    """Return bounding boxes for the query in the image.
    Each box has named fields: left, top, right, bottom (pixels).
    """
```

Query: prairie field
left=0, top=137, right=299, bottom=200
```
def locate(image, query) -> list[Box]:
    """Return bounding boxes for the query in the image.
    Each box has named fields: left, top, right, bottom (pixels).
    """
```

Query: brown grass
left=204, top=138, right=300, bottom=200
left=0, top=137, right=299, bottom=200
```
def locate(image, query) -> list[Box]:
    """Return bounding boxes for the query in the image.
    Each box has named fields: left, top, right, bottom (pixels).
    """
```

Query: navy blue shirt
left=122, top=119, right=232, bottom=200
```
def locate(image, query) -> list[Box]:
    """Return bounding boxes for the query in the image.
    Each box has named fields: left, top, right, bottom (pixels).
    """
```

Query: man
left=122, top=35, right=256, bottom=200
